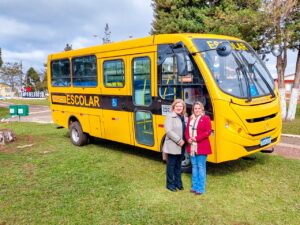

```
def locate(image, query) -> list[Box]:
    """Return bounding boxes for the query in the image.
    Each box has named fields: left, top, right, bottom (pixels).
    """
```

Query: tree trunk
left=279, top=88, right=287, bottom=119
left=0, top=129, right=16, bottom=145
left=286, top=50, right=300, bottom=120
left=277, top=55, right=287, bottom=119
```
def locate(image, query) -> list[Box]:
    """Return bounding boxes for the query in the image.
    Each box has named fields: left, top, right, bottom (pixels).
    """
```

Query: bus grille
left=249, top=128, right=276, bottom=137
left=244, top=137, right=278, bottom=152
left=246, top=113, right=277, bottom=123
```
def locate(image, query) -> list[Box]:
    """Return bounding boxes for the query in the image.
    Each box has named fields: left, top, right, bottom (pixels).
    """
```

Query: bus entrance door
left=131, top=55, right=155, bottom=148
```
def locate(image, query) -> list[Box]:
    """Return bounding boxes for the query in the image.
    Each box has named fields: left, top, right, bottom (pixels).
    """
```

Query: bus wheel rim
left=72, top=128, right=80, bottom=142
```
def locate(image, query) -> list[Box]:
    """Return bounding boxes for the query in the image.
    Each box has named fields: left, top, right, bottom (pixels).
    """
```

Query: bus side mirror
left=216, top=42, right=232, bottom=57
left=176, top=53, right=188, bottom=76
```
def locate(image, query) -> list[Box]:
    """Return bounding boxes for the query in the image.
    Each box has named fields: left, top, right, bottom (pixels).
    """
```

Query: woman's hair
left=171, top=99, right=186, bottom=116
left=191, top=101, right=205, bottom=119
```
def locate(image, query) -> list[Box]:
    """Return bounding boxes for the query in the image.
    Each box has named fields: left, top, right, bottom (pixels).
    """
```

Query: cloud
left=0, top=0, right=153, bottom=71
left=0, top=16, right=31, bottom=37
left=2, top=49, right=48, bottom=72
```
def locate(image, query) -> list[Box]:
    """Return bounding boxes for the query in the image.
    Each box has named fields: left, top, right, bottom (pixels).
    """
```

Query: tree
left=0, top=48, right=3, bottom=68
left=26, top=67, right=40, bottom=91
left=64, top=43, right=72, bottom=51
left=0, top=62, right=23, bottom=93
left=102, top=23, right=111, bottom=44
left=151, top=0, right=268, bottom=49
left=35, top=67, right=48, bottom=91
left=286, top=1, right=300, bottom=120
left=262, top=0, right=298, bottom=119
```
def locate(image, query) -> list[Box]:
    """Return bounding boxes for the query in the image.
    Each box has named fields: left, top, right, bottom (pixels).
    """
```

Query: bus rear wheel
left=70, top=121, right=88, bottom=146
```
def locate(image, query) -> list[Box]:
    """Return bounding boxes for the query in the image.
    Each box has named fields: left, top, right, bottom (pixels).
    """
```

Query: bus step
left=261, top=148, right=274, bottom=154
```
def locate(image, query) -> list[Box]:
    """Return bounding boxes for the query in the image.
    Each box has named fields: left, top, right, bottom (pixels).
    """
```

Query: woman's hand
left=178, top=140, right=185, bottom=147
left=188, top=138, right=193, bottom=144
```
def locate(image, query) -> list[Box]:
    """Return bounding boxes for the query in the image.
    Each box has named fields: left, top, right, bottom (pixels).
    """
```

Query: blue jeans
left=166, top=154, right=182, bottom=189
left=190, top=155, right=207, bottom=193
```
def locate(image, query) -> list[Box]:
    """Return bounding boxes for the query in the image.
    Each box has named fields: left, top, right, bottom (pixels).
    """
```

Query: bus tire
left=181, top=148, right=192, bottom=173
left=70, top=121, right=88, bottom=146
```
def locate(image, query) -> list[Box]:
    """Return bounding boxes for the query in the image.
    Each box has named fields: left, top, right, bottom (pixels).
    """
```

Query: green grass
left=282, top=104, right=300, bottom=135
left=3, top=98, right=50, bottom=106
left=0, top=123, right=299, bottom=225
left=0, top=108, right=9, bottom=118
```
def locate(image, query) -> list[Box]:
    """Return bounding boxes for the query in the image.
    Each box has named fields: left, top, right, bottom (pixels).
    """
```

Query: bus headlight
left=225, top=120, right=244, bottom=134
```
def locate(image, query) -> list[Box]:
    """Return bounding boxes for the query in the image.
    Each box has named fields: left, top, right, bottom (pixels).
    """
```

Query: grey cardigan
left=162, top=111, right=184, bottom=155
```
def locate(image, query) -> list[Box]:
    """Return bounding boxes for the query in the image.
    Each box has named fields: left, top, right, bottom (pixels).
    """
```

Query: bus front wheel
left=70, top=121, right=88, bottom=146
left=181, top=149, right=192, bottom=173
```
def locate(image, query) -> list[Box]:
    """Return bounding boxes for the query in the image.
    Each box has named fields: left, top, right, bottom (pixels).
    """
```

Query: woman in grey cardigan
left=163, top=99, right=186, bottom=192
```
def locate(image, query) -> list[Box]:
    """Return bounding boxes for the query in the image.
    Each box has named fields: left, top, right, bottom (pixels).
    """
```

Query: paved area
left=0, top=101, right=53, bottom=123
left=273, top=135, right=300, bottom=160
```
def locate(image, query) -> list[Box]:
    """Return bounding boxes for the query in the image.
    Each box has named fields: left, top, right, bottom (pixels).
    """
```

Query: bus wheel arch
left=68, top=116, right=88, bottom=146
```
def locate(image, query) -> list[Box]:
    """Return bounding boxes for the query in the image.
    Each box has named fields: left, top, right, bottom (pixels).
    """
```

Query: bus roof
left=48, top=33, right=242, bottom=59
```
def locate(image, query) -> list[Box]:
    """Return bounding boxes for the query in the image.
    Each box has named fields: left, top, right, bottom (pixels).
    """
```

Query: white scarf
left=189, top=115, right=201, bottom=156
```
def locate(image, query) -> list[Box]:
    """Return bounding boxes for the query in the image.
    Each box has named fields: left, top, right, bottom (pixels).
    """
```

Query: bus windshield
left=193, top=39, right=275, bottom=101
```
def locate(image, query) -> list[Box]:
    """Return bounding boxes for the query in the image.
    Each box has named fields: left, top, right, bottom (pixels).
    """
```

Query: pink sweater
left=185, top=115, right=212, bottom=155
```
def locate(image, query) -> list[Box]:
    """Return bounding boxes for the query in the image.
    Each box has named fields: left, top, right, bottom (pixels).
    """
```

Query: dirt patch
left=0, top=135, right=43, bottom=153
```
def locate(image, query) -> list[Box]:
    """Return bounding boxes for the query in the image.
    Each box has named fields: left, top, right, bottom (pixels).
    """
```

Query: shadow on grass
left=207, top=153, right=269, bottom=176
left=62, top=132, right=271, bottom=176
left=92, top=137, right=163, bottom=163
left=62, top=131, right=163, bottom=163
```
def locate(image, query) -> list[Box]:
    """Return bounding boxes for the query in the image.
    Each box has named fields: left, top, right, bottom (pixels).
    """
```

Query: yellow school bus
left=47, top=33, right=281, bottom=166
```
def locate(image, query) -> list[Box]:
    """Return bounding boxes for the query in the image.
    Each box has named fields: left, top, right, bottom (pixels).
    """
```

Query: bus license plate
left=260, top=137, right=271, bottom=146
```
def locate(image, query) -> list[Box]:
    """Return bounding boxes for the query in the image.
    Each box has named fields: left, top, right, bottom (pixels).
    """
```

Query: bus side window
left=51, top=59, right=71, bottom=87
left=132, top=57, right=151, bottom=106
left=72, top=55, right=97, bottom=87
left=103, top=59, right=125, bottom=87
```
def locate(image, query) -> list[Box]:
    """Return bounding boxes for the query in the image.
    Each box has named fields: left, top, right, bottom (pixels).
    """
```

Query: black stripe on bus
left=50, top=93, right=163, bottom=115
left=50, top=93, right=214, bottom=119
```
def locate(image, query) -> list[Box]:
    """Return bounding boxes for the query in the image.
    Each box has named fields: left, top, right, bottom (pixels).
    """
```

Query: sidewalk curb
left=277, top=143, right=300, bottom=150
left=281, top=134, right=300, bottom=138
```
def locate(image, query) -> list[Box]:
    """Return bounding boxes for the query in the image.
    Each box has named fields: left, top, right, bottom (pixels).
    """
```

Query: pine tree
left=151, top=0, right=268, bottom=49
left=102, top=23, right=111, bottom=44
left=26, top=67, right=40, bottom=91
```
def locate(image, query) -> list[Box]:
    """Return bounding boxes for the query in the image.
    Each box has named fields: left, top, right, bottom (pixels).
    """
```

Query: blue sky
left=0, top=0, right=297, bottom=78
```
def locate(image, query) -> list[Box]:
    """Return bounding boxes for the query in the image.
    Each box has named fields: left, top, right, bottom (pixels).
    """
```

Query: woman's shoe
left=195, top=192, right=202, bottom=195
left=167, top=187, right=177, bottom=192
left=177, top=187, right=184, bottom=190
left=190, top=189, right=196, bottom=193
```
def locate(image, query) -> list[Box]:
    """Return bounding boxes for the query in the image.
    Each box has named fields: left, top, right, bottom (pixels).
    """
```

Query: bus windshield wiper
left=235, top=67, right=245, bottom=97
left=238, top=52, right=275, bottom=99
left=232, top=52, right=252, bottom=102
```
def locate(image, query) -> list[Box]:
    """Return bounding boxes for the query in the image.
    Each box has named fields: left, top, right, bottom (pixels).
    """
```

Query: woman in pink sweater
left=185, top=101, right=212, bottom=195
